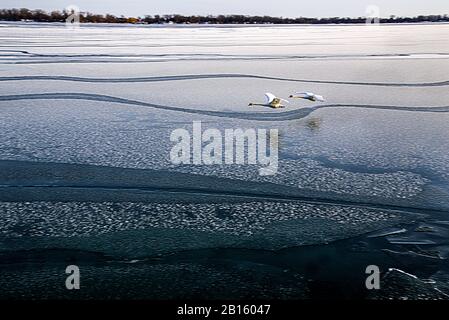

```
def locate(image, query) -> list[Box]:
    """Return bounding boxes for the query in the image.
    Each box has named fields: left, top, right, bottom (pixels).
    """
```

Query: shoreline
left=2, top=20, right=449, bottom=27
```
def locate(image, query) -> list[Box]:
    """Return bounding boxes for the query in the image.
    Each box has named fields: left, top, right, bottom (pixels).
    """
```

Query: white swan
left=249, top=93, right=289, bottom=109
left=289, top=92, right=325, bottom=102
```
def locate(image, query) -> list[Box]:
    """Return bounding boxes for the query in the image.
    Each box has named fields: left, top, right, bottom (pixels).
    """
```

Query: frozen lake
left=0, top=22, right=449, bottom=299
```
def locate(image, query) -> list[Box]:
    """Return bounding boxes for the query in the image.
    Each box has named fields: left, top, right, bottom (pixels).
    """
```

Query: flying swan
left=289, top=92, right=325, bottom=102
left=248, top=93, right=289, bottom=109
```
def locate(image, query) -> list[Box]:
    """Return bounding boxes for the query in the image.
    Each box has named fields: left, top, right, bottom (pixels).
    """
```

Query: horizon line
left=1, top=7, right=448, bottom=20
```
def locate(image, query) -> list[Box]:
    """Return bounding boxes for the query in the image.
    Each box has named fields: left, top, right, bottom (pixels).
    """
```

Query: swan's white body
left=290, top=92, right=325, bottom=102
left=249, top=93, right=289, bottom=108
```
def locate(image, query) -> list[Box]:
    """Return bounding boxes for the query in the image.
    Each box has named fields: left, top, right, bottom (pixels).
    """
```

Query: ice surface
left=0, top=201, right=416, bottom=256
left=0, top=22, right=448, bottom=254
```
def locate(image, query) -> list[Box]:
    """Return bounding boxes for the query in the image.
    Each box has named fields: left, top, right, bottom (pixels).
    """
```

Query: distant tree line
left=1, top=8, right=448, bottom=24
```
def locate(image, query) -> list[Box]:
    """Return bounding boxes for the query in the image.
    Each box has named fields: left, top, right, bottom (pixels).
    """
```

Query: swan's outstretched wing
left=265, top=92, right=276, bottom=104
left=295, top=92, right=325, bottom=101
left=295, top=92, right=312, bottom=98
left=314, top=94, right=325, bottom=102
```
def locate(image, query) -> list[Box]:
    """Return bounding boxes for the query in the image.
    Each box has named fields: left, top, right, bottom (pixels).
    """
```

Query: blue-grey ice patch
left=0, top=201, right=420, bottom=256
left=368, top=268, right=449, bottom=300
left=382, top=221, right=449, bottom=261
left=367, top=227, right=407, bottom=238
left=0, top=260, right=309, bottom=300
left=0, top=101, right=430, bottom=203
left=387, top=222, right=449, bottom=247
left=170, top=158, right=428, bottom=200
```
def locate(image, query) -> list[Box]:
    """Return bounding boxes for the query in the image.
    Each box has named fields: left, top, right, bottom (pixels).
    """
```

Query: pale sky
left=2, top=0, right=448, bottom=18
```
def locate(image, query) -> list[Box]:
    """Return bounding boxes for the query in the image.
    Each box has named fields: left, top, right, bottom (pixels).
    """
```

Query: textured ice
left=0, top=201, right=416, bottom=255
left=0, top=100, right=438, bottom=206
left=1, top=22, right=448, bottom=251
left=0, top=201, right=406, bottom=237
left=368, top=268, right=449, bottom=300
left=1, top=22, right=449, bottom=300
left=387, top=221, right=449, bottom=249
left=1, top=22, right=449, bottom=61
left=0, top=261, right=308, bottom=300
left=172, top=159, right=428, bottom=199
